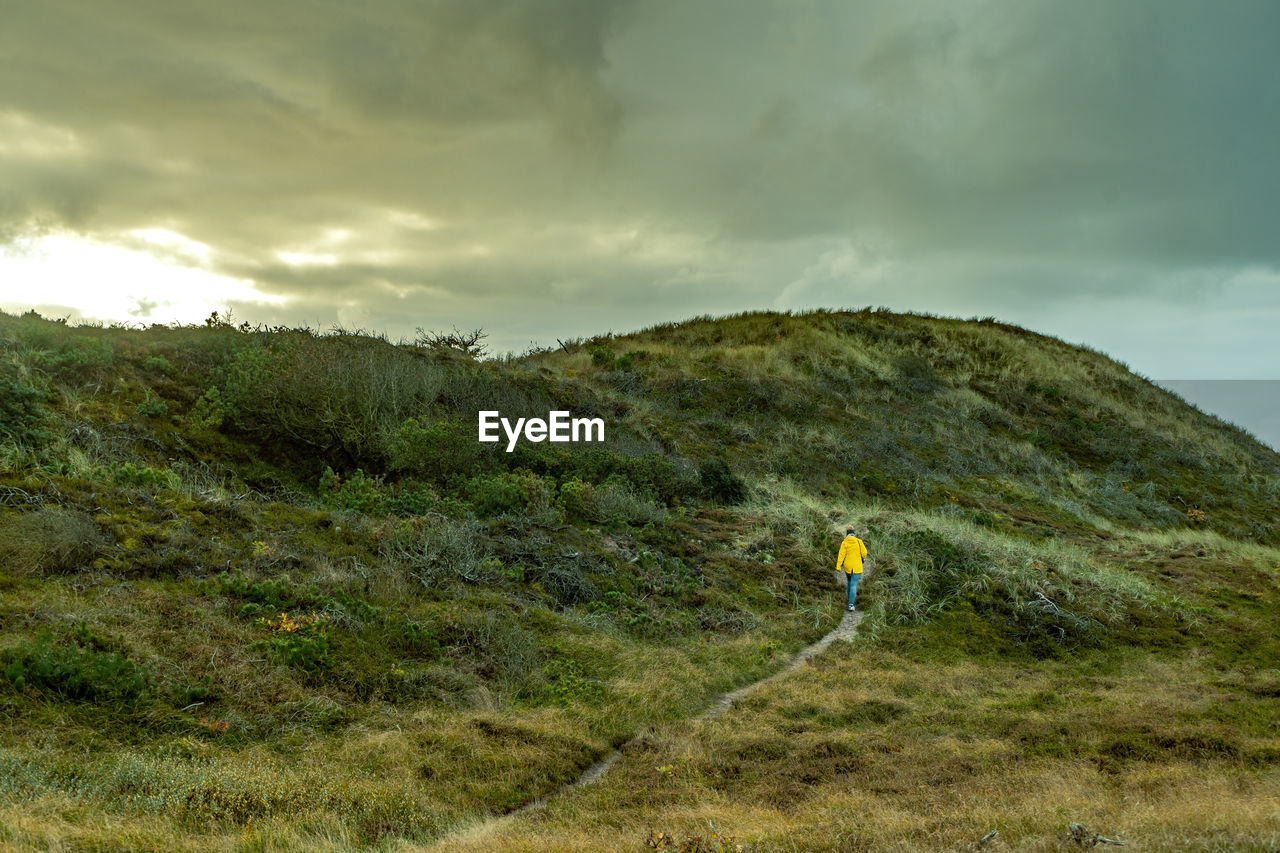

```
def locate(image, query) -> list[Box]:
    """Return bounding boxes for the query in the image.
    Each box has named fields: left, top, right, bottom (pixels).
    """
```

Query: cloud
left=1, top=0, right=1279, bottom=372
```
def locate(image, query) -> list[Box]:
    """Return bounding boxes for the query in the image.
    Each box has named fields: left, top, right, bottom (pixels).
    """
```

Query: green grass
left=0, top=307, right=1277, bottom=850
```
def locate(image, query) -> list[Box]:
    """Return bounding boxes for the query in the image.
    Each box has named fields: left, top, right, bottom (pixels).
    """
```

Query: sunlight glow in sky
left=1, top=231, right=285, bottom=325
left=2, top=1, right=1279, bottom=375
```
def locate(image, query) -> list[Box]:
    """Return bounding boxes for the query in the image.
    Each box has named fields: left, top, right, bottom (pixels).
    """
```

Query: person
left=836, top=527, right=869, bottom=612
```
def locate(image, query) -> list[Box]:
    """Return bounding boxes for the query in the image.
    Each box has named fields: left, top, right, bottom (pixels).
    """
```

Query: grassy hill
left=0, top=308, right=1276, bottom=851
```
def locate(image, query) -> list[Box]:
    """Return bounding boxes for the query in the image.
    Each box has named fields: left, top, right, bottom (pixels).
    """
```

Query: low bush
left=559, top=477, right=595, bottom=520
left=318, top=466, right=387, bottom=515
left=558, top=478, right=663, bottom=527
left=141, top=355, right=172, bottom=374
left=593, top=481, right=665, bottom=527
left=252, top=612, right=332, bottom=672
left=893, top=353, right=942, bottom=394
left=856, top=511, right=1164, bottom=655
left=465, top=471, right=556, bottom=519
left=512, top=446, right=698, bottom=505
left=535, top=563, right=601, bottom=606
left=386, top=481, right=438, bottom=516
left=1, top=633, right=151, bottom=708
left=386, top=417, right=479, bottom=482
left=699, top=457, right=747, bottom=504
left=379, top=516, right=491, bottom=587
left=109, top=462, right=178, bottom=490
left=589, top=343, right=615, bottom=368
left=540, top=658, right=604, bottom=706
left=1086, top=477, right=1182, bottom=528
left=215, top=572, right=325, bottom=612
left=210, top=334, right=449, bottom=465
left=0, top=354, right=50, bottom=446
left=638, top=552, right=703, bottom=601
left=211, top=572, right=380, bottom=625
left=465, top=472, right=527, bottom=516
left=41, top=337, right=114, bottom=382
left=134, top=392, right=169, bottom=417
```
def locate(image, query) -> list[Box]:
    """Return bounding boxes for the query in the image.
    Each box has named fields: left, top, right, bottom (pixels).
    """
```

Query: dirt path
left=430, top=610, right=863, bottom=850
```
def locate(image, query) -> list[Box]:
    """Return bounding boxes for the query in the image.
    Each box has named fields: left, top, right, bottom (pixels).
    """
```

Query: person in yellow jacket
left=836, top=528, right=869, bottom=612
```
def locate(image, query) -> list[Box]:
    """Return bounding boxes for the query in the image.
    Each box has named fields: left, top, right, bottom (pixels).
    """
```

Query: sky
left=2, top=0, right=1279, bottom=383
left=1156, top=381, right=1280, bottom=452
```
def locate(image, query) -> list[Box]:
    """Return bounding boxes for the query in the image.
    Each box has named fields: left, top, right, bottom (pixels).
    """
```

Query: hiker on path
left=836, top=528, right=869, bottom=612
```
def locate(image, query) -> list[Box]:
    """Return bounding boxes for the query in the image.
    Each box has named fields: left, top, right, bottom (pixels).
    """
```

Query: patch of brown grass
left=418, top=636, right=1280, bottom=853
left=0, top=507, right=106, bottom=576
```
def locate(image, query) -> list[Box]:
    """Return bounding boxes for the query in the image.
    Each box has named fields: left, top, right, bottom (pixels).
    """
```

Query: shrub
left=141, top=355, right=172, bottom=374
left=558, top=476, right=665, bottom=526
left=641, top=553, right=702, bottom=600
left=462, top=471, right=555, bottom=519
left=699, top=457, right=747, bottom=504
left=512, top=447, right=698, bottom=505
left=386, top=417, right=479, bottom=482
left=1007, top=591, right=1105, bottom=654
left=2, top=633, right=151, bottom=708
left=384, top=618, right=443, bottom=660
left=589, top=343, right=615, bottom=368
left=135, top=391, right=169, bottom=417
left=536, top=563, right=601, bottom=606
left=414, top=325, right=488, bottom=358
left=896, top=529, right=982, bottom=600
left=558, top=477, right=594, bottom=520
left=0, top=355, right=49, bottom=446
left=540, top=658, right=604, bottom=706
left=0, top=508, right=107, bottom=576
left=465, top=472, right=526, bottom=516
left=380, top=516, right=491, bottom=587
left=212, top=572, right=380, bottom=625
left=215, top=572, right=325, bottom=612
left=211, top=334, right=448, bottom=464
left=386, top=481, right=438, bottom=516
left=318, top=467, right=387, bottom=515
left=861, top=514, right=1151, bottom=655
left=593, top=481, right=664, bottom=527
left=519, top=472, right=558, bottom=521
left=188, top=386, right=226, bottom=429
left=893, top=353, right=941, bottom=394
left=1086, top=477, right=1181, bottom=528
left=252, top=613, right=331, bottom=672
left=620, top=454, right=699, bottom=504
left=110, top=462, right=178, bottom=490
left=614, top=349, right=647, bottom=371
left=42, top=337, right=114, bottom=381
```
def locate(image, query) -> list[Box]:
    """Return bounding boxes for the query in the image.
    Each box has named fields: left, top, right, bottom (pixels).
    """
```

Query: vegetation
left=0, top=307, right=1276, bottom=851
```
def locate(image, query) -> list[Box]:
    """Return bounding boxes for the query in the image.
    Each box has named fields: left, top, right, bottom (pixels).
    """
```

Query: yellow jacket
left=837, top=535, right=868, bottom=574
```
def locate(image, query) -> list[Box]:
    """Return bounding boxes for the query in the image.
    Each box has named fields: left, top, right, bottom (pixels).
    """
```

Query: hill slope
left=0, top=308, right=1276, bottom=851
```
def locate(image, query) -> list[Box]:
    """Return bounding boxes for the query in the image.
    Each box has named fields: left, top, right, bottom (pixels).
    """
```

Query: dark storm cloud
left=608, top=0, right=1280, bottom=262
left=2, top=0, right=1279, bottom=366
left=0, top=0, right=628, bottom=236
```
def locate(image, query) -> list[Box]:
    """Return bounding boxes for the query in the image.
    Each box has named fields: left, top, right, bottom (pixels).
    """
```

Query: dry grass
left=419, top=637, right=1280, bottom=853
left=0, top=507, right=106, bottom=576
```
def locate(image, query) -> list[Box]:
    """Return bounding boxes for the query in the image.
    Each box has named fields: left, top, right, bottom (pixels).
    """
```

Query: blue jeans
left=846, top=571, right=861, bottom=608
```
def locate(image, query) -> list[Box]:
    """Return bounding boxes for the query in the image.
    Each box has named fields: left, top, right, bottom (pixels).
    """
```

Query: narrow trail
left=430, top=610, right=863, bottom=850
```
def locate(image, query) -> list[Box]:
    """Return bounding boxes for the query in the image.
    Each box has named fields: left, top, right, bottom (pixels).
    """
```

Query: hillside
left=0, top=308, right=1277, bottom=852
